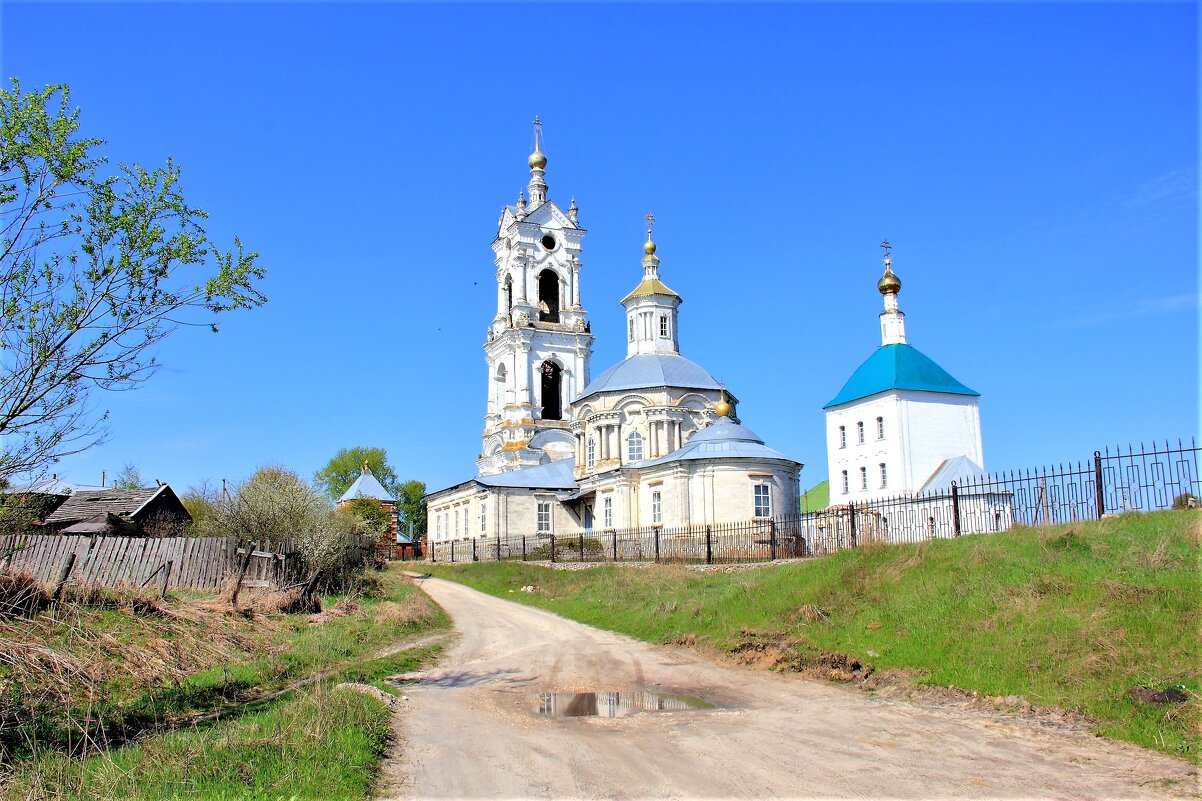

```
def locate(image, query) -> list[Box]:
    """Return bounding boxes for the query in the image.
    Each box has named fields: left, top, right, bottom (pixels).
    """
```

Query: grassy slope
left=428, top=510, right=1200, bottom=762
left=3, top=565, right=448, bottom=800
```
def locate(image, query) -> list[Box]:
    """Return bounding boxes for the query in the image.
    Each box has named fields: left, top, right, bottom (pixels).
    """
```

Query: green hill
left=429, top=510, right=1201, bottom=762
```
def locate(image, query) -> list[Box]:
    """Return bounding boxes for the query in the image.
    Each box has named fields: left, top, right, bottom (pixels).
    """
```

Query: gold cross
left=645, top=212, right=656, bottom=235
left=881, top=239, right=892, bottom=267
left=533, top=115, right=542, bottom=149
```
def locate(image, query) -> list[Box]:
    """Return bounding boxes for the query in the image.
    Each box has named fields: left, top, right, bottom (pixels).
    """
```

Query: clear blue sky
left=3, top=2, right=1197, bottom=496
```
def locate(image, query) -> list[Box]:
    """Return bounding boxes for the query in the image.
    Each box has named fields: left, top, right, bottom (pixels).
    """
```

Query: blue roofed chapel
left=824, top=244, right=985, bottom=503
left=424, top=128, right=803, bottom=546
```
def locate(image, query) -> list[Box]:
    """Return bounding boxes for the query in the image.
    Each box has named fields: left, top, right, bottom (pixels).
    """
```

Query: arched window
left=879, top=463, right=887, bottom=488
left=495, top=363, right=507, bottom=381
left=628, top=317, right=634, bottom=341
left=541, top=361, right=562, bottom=420
left=538, top=269, right=560, bottom=322
left=627, top=431, right=644, bottom=462
left=857, top=421, right=865, bottom=444
left=876, top=417, right=884, bottom=439
left=587, top=438, right=596, bottom=468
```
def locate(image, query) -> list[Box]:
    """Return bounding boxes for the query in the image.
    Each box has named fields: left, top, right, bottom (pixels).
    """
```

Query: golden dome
left=715, top=399, right=731, bottom=417
left=643, top=237, right=657, bottom=255
left=528, top=149, right=547, bottom=169
left=878, top=267, right=901, bottom=295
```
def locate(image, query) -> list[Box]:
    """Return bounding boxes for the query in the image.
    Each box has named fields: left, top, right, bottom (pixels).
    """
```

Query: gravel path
left=378, top=577, right=1197, bottom=800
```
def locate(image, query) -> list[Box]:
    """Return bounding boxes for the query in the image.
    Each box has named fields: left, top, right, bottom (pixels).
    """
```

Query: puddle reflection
left=536, top=690, right=713, bottom=718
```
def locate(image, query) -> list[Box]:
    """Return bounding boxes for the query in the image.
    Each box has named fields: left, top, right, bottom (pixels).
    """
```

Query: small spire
left=641, top=212, right=660, bottom=275
left=568, top=196, right=578, bottom=222
left=361, top=459, right=371, bottom=474
left=878, top=238, right=901, bottom=296
left=527, top=116, right=548, bottom=205
left=715, top=384, right=731, bottom=417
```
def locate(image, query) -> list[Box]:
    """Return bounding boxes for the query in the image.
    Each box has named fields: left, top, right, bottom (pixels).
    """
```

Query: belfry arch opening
left=541, top=361, right=562, bottom=420
left=538, top=269, right=560, bottom=322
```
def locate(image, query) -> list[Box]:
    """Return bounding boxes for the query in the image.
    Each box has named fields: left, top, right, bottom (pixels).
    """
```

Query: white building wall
left=826, top=390, right=982, bottom=503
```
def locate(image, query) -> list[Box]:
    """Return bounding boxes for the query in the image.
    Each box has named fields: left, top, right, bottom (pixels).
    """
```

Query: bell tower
left=479, top=119, right=593, bottom=475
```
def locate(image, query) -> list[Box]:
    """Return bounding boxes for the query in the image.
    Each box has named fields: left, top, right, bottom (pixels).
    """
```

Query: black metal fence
left=427, top=438, right=1199, bottom=565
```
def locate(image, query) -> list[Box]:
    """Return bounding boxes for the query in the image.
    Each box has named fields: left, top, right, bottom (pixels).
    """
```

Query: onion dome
left=714, top=398, right=731, bottom=417
left=878, top=266, right=901, bottom=295
left=528, top=149, right=547, bottom=170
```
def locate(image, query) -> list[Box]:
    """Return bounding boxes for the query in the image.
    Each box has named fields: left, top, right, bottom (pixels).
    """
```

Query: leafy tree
left=113, top=462, right=142, bottom=489
left=341, top=497, right=392, bottom=541
left=195, top=466, right=365, bottom=586
left=180, top=479, right=222, bottom=526
left=395, top=479, right=427, bottom=539
left=314, top=446, right=399, bottom=502
left=0, top=80, right=265, bottom=482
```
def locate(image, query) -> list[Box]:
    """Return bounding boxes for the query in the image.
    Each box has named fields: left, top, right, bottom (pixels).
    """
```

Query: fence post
left=451, top=541, right=455, bottom=563
left=612, top=531, right=618, bottom=562
left=472, top=538, right=478, bottom=562
left=550, top=534, right=556, bottom=563
left=496, top=534, right=501, bottom=561
left=951, top=482, right=962, bottom=537
left=522, top=536, right=527, bottom=562
left=769, top=520, right=777, bottom=561
left=158, top=560, right=173, bottom=599
left=654, top=528, right=660, bottom=563
left=578, top=534, right=585, bottom=561
left=230, top=541, right=257, bottom=610
left=705, top=525, right=713, bottom=565
left=848, top=503, right=857, bottom=549
left=1094, top=450, right=1105, bottom=518
left=51, top=552, right=77, bottom=604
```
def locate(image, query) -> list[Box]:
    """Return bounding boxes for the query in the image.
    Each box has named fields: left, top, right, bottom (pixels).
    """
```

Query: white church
left=426, top=125, right=802, bottom=547
left=425, top=125, right=1002, bottom=549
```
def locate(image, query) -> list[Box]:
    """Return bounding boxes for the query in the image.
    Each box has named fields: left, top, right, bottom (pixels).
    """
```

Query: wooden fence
left=0, top=534, right=366, bottom=592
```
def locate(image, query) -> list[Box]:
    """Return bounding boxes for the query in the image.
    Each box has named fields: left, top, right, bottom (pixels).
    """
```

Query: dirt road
left=381, top=578, right=1196, bottom=800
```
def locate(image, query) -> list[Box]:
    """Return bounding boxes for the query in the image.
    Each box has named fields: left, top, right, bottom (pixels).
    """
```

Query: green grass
left=9, top=683, right=396, bottom=801
left=428, top=510, right=1201, bottom=762
left=2, top=565, right=449, bottom=799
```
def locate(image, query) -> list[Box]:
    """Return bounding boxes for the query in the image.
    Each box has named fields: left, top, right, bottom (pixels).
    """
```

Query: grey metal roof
left=576, top=354, right=722, bottom=403
left=918, top=455, right=985, bottom=493
left=339, top=470, right=395, bottom=503
left=637, top=417, right=800, bottom=468
left=476, top=459, right=578, bottom=490
left=44, top=485, right=178, bottom=525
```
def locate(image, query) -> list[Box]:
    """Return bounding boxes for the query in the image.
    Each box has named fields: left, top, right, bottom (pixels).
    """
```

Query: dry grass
left=0, top=571, right=48, bottom=618
left=375, top=590, right=438, bottom=628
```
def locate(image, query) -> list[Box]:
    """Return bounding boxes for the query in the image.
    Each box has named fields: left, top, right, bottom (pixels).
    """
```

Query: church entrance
left=538, top=269, right=560, bottom=322
left=541, top=361, right=562, bottom=420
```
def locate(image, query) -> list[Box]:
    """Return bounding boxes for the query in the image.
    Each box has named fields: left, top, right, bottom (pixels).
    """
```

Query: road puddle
left=536, top=690, right=714, bottom=718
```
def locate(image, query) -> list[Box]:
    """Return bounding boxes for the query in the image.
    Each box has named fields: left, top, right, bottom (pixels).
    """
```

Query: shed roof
left=824, top=344, right=978, bottom=409
left=43, top=485, right=188, bottom=526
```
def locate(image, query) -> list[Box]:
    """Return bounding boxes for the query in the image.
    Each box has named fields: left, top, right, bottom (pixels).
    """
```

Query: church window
left=603, top=496, right=613, bottom=528
left=857, top=421, right=865, bottom=444
left=876, top=417, right=884, bottom=439
left=627, top=431, right=644, bottom=462
left=435, top=514, right=441, bottom=539
left=454, top=509, right=459, bottom=536
left=540, top=233, right=557, bottom=251
left=753, top=484, right=772, bottom=518
left=651, top=491, right=662, bottom=524
left=587, top=438, right=596, bottom=468
left=880, top=463, right=887, bottom=488
left=538, top=269, right=560, bottom=322
left=860, top=467, right=868, bottom=490
left=841, top=471, right=848, bottom=494
left=495, top=363, right=507, bottom=381
left=838, top=426, right=846, bottom=448
left=537, top=502, right=552, bottom=533
left=628, top=317, right=634, bottom=341
left=541, top=361, right=562, bottom=420
left=480, top=502, right=487, bottom=533
left=659, top=315, right=669, bottom=338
